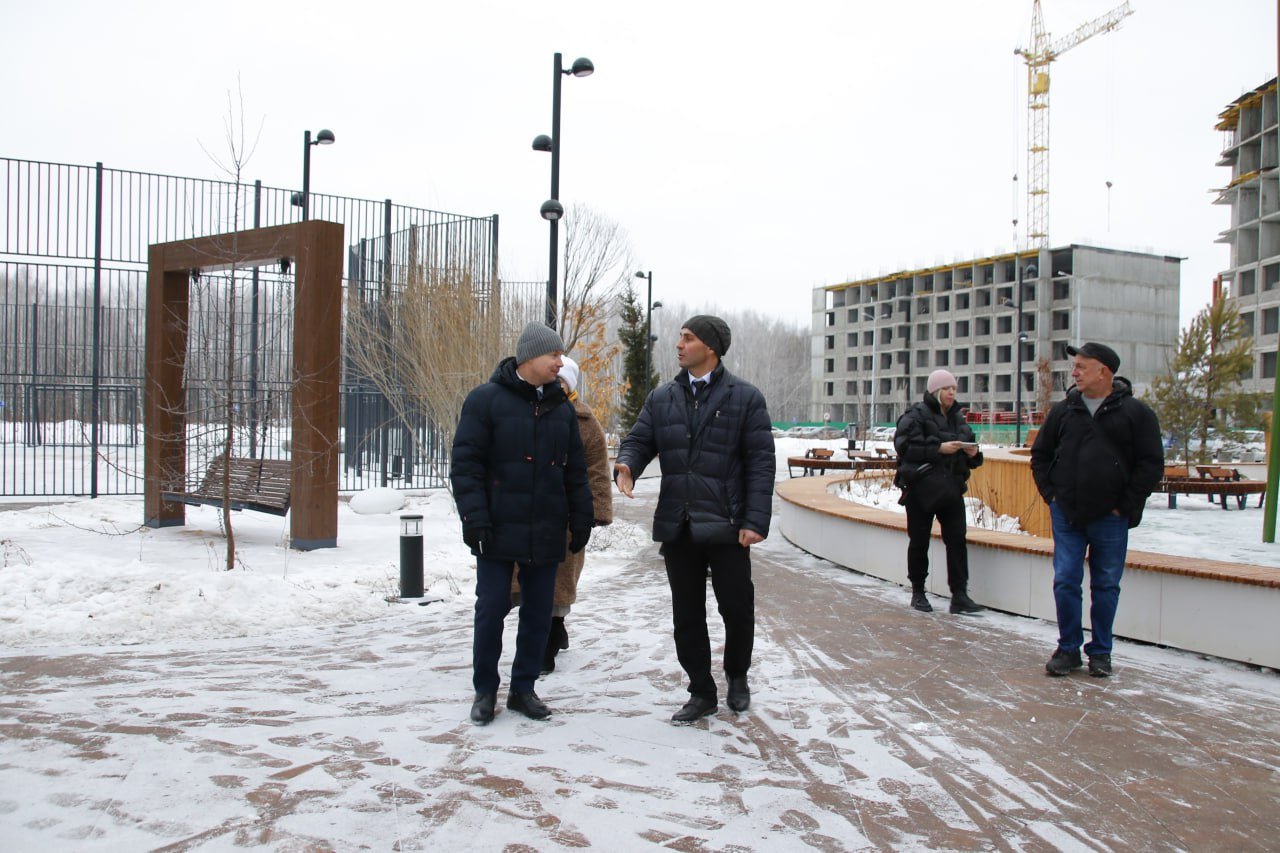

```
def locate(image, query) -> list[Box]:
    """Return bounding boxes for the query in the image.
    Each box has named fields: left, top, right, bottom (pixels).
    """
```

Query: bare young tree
left=344, top=262, right=504, bottom=485
left=560, top=203, right=634, bottom=353
left=194, top=79, right=264, bottom=570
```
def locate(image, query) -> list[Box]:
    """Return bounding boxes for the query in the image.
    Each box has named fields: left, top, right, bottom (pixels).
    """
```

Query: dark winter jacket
left=615, top=363, right=775, bottom=544
left=893, top=393, right=983, bottom=492
left=1029, top=377, right=1163, bottom=529
left=450, top=357, right=593, bottom=563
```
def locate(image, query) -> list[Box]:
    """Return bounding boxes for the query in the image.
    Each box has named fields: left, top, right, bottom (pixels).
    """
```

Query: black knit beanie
left=682, top=315, right=731, bottom=357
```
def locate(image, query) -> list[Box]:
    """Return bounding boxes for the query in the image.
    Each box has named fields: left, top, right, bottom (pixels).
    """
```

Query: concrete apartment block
left=1217, top=77, right=1280, bottom=395
left=810, top=245, right=1180, bottom=428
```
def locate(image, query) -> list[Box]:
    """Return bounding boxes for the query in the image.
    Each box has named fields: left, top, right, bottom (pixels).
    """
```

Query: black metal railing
left=0, top=156, right=513, bottom=497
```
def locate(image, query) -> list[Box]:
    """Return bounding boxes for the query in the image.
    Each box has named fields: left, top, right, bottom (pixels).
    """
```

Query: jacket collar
left=492, top=356, right=567, bottom=404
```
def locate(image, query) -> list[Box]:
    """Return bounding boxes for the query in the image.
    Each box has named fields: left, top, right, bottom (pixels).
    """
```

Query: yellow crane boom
left=1015, top=0, right=1134, bottom=247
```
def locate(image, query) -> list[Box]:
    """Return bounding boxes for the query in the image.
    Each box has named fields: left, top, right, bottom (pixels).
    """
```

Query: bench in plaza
left=163, top=456, right=293, bottom=516
left=1154, top=465, right=1265, bottom=510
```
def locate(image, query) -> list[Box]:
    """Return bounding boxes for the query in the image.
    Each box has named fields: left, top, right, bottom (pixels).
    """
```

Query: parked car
left=868, top=426, right=897, bottom=442
left=1168, top=429, right=1266, bottom=462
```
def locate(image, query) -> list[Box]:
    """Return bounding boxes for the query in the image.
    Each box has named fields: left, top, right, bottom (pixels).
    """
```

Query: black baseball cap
left=1065, top=342, right=1120, bottom=373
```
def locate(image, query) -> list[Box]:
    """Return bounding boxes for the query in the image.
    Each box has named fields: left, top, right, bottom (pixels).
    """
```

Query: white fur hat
left=558, top=355, right=580, bottom=393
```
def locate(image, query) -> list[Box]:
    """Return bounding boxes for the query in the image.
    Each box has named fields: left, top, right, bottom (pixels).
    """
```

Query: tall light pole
left=299, top=129, right=336, bottom=221
left=866, top=306, right=877, bottom=448
left=533, top=53, right=594, bottom=330
left=635, top=271, right=661, bottom=392
left=1003, top=258, right=1037, bottom=446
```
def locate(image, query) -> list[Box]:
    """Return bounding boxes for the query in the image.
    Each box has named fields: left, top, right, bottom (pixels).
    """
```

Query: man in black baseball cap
left=1064, top=342, right=1120, bottom=374
left=1030, top=340, right=1163, bottom=680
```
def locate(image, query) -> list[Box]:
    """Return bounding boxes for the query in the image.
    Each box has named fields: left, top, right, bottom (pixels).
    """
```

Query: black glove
left=569, top=526, right=591, bottom=554
left=463, top=525, right=492, bottom=555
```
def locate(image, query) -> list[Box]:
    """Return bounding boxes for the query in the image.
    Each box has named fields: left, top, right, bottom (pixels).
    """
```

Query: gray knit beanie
left=682, top=315, right=731, bottom=357
left=515, top=322, right=565, bottom=364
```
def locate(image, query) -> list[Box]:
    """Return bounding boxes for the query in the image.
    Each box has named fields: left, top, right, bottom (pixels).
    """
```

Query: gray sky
left=3, top=0, right=1273, bottom=329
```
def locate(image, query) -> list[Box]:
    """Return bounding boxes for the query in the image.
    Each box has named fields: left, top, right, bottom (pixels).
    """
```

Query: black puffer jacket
left=893, top=393, right=983, bottom=491
left=616, top=364, right=775, bottom=544
left=450, top=357, right=593, bottom=562
left=1029, top=377, right=1163, bottom=529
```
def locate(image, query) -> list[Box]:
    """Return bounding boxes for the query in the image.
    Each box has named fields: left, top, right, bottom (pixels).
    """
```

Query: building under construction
left=1217, top=77, right=1280, bottom=395
left=810, top=245, right=1180, bottom=429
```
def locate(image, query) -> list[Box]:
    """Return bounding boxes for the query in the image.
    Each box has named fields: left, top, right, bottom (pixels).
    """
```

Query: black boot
left=911, top=589, right=933, bottom=612
left=541, top=638, right=559, bottom=675
left=549, top=616, right=569, bottom=650
left=949, top=591, right=985, bottom=615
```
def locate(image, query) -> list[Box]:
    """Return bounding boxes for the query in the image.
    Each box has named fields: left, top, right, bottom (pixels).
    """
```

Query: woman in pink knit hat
left=892, top=369, right=985, bottom=615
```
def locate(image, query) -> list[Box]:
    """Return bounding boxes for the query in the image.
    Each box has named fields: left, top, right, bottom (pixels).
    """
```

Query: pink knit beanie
left=926, top=369, right=958, bottom=394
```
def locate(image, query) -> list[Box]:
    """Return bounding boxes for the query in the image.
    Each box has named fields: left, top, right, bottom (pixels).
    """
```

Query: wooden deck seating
left=163, top=457, right=293, bottom=516
left=1154, top=464, right=1265, bottom=510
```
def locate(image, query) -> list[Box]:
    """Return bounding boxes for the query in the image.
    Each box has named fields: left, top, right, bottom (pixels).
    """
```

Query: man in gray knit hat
left=614, top=314, right=775, bottom=722
left=451, top=321, right=593, bottom=724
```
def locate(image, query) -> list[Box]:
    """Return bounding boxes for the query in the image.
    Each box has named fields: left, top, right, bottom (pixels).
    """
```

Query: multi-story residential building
left=1217, top=77, right=1279, bottom=394
left=810, top=244, right=1180, bottom=429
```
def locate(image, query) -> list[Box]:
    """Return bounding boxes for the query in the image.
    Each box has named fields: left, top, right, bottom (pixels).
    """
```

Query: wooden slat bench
left=1154, top=465, right=1265, bottom=510
left=163, top=457, right=293, bottom=516
left=787, top=451, right=898, bottom=477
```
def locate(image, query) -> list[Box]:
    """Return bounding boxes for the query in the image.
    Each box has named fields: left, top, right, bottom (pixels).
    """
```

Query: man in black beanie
left=614, top=315, right=775, bottom=722
left=451, top=321, right=594, bottom=724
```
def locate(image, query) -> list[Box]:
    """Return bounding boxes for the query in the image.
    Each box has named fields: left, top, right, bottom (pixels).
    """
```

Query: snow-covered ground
left=2, top=439, right=1279, bottom=848
left=1, top=437, right=1276, bottom=649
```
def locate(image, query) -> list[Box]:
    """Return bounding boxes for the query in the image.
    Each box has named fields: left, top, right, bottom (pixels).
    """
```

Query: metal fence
left=0, top=156, right=536, bottom=497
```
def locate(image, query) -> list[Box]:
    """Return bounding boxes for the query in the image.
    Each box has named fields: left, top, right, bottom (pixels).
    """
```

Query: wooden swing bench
left=163, top=457, right=293, bottom=516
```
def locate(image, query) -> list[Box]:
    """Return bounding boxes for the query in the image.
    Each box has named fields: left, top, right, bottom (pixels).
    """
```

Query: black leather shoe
left=911, top=590, right=933, bottom=612
left=470, top=692, right=496, bottom=725
left=1045, top=648, right=1083, bottom=677
left=671, top=696, right=718, bottom=723
left=506, top=691, right=552, bottom=720
left=727, top=676, right=750, bottom=712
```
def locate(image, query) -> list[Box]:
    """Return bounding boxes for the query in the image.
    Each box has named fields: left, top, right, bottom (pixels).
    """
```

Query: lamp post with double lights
left=1002, top=259, right=1037, bottom=447
left=532, top=53, right=594, bottom=330
left=297, top=129, right=335, bottom=221
left=634, top=271, right=662, bottom=394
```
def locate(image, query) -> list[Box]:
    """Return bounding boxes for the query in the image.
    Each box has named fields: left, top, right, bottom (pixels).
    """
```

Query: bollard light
left=399, top=514, right=424, bottom=598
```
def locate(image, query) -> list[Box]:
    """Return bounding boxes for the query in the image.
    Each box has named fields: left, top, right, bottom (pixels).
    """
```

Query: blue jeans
left=1050, top=502, right=1128, bottom=657
left=473, top=557, right=557, bottom=695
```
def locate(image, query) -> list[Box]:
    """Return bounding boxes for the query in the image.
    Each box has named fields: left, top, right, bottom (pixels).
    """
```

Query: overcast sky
left=3, top=0, right=1274, bottom=328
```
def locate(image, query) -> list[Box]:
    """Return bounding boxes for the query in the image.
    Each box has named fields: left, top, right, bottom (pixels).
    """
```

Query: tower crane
left=1015, top=0, right=1133, bottom=248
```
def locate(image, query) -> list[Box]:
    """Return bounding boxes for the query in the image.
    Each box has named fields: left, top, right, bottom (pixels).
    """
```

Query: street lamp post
left=866, top=306, right=877, bottom=449
left=634, top=271, right=661, bottom=393
left=1003, top=259, right=1037, bottom=446
left=533, top=52, right=594, bottom=330
left=299, top=129, right=336, bottom=222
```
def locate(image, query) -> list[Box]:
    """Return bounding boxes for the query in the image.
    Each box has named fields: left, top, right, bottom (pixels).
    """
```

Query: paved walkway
left=2, top=489, right=1279, bottom=849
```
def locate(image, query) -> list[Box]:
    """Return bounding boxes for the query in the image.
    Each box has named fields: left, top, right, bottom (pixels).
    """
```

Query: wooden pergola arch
left=143, top=221, right=344, bottom=550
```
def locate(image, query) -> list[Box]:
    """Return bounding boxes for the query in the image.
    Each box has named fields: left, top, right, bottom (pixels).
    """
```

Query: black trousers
left=904, top=492, right=970, bottom=594
left=473, top=557, right=556, bottom=695
left=661, top=528, right=755, bottom=701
